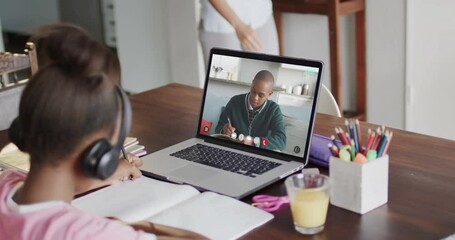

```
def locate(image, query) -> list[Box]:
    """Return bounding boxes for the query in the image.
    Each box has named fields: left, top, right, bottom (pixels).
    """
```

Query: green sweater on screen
left=215, top=93, right=287, bottom=151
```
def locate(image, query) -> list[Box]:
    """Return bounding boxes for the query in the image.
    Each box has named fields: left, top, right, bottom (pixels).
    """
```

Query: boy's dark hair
left=18, top=24, right=121, bottom=167
left=253, top=70, right=274, bottom=85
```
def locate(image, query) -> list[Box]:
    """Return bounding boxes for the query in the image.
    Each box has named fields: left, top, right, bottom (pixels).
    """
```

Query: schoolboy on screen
left=200, top=54, right=319, bottom=158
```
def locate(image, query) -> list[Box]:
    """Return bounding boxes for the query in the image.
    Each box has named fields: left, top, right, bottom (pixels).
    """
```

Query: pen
left=227, top=117, right=232, bottom=127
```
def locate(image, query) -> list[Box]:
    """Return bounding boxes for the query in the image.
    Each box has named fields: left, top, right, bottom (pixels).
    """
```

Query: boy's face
left=249, top=79, right=273, bottom=109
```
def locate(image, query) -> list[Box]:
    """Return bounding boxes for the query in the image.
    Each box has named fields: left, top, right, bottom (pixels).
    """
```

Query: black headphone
left=8, top=85, right=132, bottom=180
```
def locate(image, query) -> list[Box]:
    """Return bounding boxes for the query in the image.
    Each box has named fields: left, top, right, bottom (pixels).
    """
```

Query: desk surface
left=1, top=83, right=454, bottom=239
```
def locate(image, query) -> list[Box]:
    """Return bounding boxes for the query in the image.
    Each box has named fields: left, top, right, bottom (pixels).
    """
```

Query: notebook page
left=72, top=177, right=200, bottom=222
left=148, top=191, right=274, bottom=240
left=0, top=143, right=30, bottom=172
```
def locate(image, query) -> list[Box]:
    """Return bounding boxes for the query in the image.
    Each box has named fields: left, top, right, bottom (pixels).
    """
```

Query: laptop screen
left=198, top=48, right=323, bottom=162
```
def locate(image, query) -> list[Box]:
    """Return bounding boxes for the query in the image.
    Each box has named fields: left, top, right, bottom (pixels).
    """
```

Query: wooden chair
left=272, top=0, right=366, bottom=120
left=0, top=42, right=38, bottom=130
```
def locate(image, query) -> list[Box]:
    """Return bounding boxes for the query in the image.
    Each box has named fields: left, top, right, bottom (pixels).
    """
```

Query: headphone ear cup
left=8, top=117, right=26, bottom=151
left=81, top=139, right=119, bottom=180
left=97, top=148, right=120, bottom=180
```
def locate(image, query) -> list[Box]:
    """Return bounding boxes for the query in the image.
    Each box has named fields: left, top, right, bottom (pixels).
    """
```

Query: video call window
left=200, top=54, right=320, bottom=158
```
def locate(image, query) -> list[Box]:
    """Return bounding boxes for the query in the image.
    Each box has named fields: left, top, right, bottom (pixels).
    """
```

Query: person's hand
left=222, top=123, right=236, bottom=136
left=234, top=22, right=263, bottom=52
left=113, top=153, right=143, bottom=182
left=75, top=154, right=143, bottom=195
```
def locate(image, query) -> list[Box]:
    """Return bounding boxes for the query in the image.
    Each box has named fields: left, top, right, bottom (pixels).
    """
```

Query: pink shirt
left=0, top=170, right=155, bottom=240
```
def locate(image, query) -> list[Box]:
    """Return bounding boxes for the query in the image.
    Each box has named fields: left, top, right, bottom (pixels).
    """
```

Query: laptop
left=140, top=48, right=323, bottom=199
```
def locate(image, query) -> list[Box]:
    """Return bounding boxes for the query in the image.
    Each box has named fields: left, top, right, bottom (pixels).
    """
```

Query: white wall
left=281, top=1, right=406, bottom=129
left=115, top=0, right=202, bottom=92
left=281, top=14, right=356, bottom=111
left=167, top=0, right=202, bottom=88
left=0, top=0, right=59, bottom=33
left=114, top=0, right=171, bottom=93
left=406, top=0, right=455, bottom=140
left=366, top=0, right=406, bottom=128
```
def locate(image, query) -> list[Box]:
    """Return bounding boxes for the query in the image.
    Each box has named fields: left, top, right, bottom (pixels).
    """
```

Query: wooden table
left=1, top=83, right=454, bottom=239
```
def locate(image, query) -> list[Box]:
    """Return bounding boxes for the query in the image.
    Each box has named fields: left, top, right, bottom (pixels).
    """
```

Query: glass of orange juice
left=285, top=173, right=330, bottom=235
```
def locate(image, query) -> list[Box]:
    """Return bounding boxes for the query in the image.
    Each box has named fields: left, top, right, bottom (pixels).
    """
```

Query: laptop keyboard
left=170, top=144, right=282, bottom=178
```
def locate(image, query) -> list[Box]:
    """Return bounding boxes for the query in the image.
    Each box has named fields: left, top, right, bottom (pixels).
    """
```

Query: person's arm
left=129, top=221, right=209, bottom=240
left=215, top=99, right=236, bottom=135
left=264, top=105, right=287, bottom=151
left=208, top=0, right=263, bottom=51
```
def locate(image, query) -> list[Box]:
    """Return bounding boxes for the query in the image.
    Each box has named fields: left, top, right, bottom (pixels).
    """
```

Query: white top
left=200, top=0, right=273, bottom=33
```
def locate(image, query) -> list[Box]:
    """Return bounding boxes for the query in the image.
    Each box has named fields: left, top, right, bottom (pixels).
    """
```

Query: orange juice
left=290, top=189, right=329, bottom=228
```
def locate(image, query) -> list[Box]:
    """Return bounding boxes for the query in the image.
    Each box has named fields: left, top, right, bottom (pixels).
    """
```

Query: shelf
left=343, top=110, right=365, bottom=120
left=209, top=77, right=283, bottom=91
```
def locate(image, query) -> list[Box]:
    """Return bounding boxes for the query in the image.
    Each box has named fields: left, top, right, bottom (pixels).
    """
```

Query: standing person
left=215, top=70, right=286, bottom=151
left=199, top=0, right=279, bottom=64
left=0, top=24, right=207, bottom=240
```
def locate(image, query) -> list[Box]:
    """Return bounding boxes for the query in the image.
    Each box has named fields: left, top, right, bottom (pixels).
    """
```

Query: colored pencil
left=336, top=127, right=350, bottom=145
left=339, top=128, right=351, bottom=145
left=364, top=131, right=375, bottom=154
left=382, top=131, right=394, bottom=156
left=356, top=119, right=362, bottom=148
left=371, top=127, right=382, bottom=150
left=351, top=122, right=359, bottom=152
left=377, top=131, right=389, bottom=156
left=328, top=143, right=339, bottom=157
left=350, top=139, right=356, bottom=160
left=330, top=134, right=340, bottom=148
left=345, top=119, right=350, bottom=136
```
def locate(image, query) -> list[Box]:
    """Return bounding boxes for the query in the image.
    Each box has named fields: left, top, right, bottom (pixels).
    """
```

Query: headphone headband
left=115, top=85, right=132, bottom=154
left=88, top=85, right=132, bottom=179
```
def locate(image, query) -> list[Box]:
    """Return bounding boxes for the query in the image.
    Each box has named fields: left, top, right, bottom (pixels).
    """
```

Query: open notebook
left=72, top=177, right=273, bottom=239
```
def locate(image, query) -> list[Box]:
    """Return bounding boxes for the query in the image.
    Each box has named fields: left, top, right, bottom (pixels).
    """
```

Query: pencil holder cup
left=329, top=155, right=389, bottom=214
